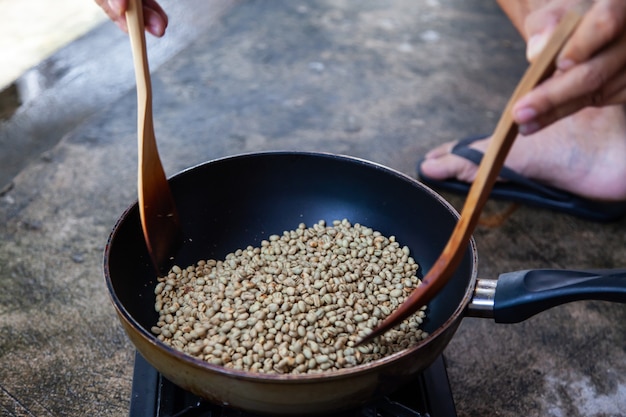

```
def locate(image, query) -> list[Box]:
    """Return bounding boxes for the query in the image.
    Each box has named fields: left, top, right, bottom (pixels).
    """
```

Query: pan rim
left=103, top=150, right=478, bottom=383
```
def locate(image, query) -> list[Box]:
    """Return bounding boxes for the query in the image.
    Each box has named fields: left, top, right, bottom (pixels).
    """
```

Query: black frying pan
left=104, top=151, right=626, bottom=415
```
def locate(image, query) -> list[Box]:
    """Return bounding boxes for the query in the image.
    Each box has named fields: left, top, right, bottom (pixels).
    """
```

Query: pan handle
left=466, top=269, right=626, bottom=323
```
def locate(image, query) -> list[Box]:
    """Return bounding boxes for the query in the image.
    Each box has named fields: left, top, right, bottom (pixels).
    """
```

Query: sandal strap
left=451, top=136, right=572, bottom=202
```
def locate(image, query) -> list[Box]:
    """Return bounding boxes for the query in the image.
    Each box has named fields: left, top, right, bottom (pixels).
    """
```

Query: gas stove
left=129, top=352, right=457, bottom=417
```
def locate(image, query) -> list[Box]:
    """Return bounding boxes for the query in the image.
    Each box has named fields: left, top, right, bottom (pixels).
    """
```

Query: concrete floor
left=0, top=0, right=105, bottom=90
left=1, top=1, right=625, bottom=416
left=0, top=0, right=235, bottom=192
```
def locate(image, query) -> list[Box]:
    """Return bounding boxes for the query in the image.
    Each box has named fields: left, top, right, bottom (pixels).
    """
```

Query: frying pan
left=104, top=151, right=626, bottom=416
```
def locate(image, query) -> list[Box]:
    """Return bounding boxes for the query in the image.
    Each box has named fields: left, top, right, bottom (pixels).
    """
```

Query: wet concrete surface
left=1, top=1, right=625, bottom=416
left=0, top=0, right=105, bottom=91
left=0, top=0, right=235, bottom=192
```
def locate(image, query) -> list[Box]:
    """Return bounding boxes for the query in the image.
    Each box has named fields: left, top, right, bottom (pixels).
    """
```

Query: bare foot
left=420, top=105, right=626, bottom=202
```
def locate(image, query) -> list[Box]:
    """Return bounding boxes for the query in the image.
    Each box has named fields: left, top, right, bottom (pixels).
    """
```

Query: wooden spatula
left=359, top=9, right=583, bottom=345
left=126, top=0, right=182, bottom=274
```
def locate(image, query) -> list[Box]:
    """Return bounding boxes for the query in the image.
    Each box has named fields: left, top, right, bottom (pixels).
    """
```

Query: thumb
left=526, top=29, right=552, bottom=62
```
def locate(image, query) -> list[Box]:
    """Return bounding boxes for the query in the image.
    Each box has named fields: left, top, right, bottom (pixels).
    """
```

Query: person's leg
left=420, top=105, right=626, bottom=202
left=418, top=1, right=626, bottom=205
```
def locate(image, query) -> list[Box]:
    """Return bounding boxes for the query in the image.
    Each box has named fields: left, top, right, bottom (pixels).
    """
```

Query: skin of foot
left=420, top=105, right=626, bottom=202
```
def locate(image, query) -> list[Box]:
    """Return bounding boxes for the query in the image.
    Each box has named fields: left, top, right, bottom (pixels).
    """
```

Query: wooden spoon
left=358, top=9, right=583, bottom=345
left=126, top=0, right=182, bottom=274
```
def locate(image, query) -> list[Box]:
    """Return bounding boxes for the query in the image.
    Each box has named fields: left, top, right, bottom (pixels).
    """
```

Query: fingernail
left=557, top=58, right=575, bottom=71
left=147, top=22, right=166, bottom=37
left=107, top=0, right=123, bottom=16
left=514, top=107, right=537, bottom=124
left=144, top=13, right=167, bottom=37
left=526, top=33, right=548, bottom=62
left=518, top=121, right=540, bottom=136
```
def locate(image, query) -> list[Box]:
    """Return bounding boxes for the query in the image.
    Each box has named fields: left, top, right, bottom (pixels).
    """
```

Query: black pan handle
left=466, top=269, right=626, bottom=322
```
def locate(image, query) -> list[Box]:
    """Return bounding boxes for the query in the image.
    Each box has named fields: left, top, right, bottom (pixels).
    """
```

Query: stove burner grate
left=130, top=353, right=457, bottom=417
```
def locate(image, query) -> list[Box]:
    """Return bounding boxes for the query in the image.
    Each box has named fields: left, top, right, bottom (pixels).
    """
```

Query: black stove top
left=129, top=352, right=457, bottom=417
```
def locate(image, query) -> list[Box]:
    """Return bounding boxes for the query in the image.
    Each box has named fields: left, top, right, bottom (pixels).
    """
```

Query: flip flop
left=417, top=135, right=626, bottom=222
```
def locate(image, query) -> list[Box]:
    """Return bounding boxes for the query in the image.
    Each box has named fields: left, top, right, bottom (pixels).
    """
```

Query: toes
left=424, top=141, right=456, bottom=159
left=419, top=153, right=478, bottom=182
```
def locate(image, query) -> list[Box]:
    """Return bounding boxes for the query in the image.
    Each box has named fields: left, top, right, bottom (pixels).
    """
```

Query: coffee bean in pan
left=151, top=219, right=428, bottom=374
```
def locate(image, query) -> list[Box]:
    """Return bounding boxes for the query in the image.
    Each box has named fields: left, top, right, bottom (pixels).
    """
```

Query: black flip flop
left=417, top=136, right=626, bottom=222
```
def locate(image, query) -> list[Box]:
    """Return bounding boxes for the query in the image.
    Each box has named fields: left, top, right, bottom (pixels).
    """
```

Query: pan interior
left=106, top=152, right=475, bottom=349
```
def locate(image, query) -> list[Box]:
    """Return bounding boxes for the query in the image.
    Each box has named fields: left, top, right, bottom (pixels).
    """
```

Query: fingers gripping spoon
left=359, top=10, right=583, bottom=345
left=126, top=0, right=182, bottom=274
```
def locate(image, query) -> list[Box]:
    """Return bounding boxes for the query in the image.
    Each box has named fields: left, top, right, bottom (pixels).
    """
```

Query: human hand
left=95, top=0, right=168, bottom=37
left=512, top=0, right=626, bottom=135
